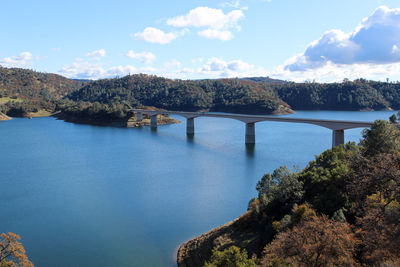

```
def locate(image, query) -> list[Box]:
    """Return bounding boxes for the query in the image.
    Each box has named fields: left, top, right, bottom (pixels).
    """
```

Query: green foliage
left=299, top=143, right=358, bottom=215
left=256, top=166, right=304, bottom=217
left=67, top=75, right=291, bottom=114
left=360, top=119, right=400, bottom=156
left=274, top=79, right=400, bottom=110
left=204, top=246, right=257, bottom=267
left=332, top=208, right=347, bottom=223
left=57, top=100, right=132, bottom=121
left=389, top=114, right=397, bottom=124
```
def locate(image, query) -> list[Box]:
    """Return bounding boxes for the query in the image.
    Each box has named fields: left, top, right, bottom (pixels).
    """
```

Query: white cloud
left=285, top=6, right=400, bottom=71
left=200, top=57, right=260, bottom=77
left=0, top=52, right=33, bottom=68
left=164, top=59, right=182, bottom=70
left=167, top=7, right=244, bottom=30
left=86, top=49, right=106, bottom=60
left=107, top=65, right=137, bottom=77
left=221, top=0, right=241, bottom=8
left=58, top=60, right=137, bottom=79
left=126, top=50, right=156, bottom=64
left=198, top=29, right=233, bottom=41
left=134, top=27, right=183, bottom=44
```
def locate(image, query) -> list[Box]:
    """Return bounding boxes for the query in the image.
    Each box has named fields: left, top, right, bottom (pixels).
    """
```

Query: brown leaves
left=261, top=215, right=357, bottom=267
left=0, top=232, right=33, bottom=267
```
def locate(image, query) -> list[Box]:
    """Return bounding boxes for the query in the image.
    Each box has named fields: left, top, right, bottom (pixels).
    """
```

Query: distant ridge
left=241, top=76, right=287, bottom=84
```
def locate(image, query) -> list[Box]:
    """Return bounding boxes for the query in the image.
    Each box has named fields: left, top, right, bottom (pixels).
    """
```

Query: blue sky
left=1, top=0, right=400, bottom=82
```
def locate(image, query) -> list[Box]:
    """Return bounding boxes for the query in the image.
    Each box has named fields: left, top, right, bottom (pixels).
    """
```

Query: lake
left=0, top=110, right=396, bottom=266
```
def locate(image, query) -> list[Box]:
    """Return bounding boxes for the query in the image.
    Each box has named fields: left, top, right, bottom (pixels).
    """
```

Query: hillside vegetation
left=0, top=67, right=86, bottom=116
left=273, top=79, right=400, bottom=111
left=178, top=117, right=400, bottom=266
left=2, top=66, right=400, bottom=120
left=67, top=74, right=293, bottom=114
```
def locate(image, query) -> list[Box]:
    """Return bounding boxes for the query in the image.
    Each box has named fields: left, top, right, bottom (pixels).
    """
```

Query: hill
left=0, top=67, right=86, bottom=116
left=241, top=76, right=287, bottom=84
left=273, top=79, right=400, bottom=111
left=67, top=74, right=293, bottom=115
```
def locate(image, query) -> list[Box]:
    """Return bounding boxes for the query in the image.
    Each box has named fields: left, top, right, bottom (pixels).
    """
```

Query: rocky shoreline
left=177, top=211, right=264, bottom=267
left=0, top=112, right=11, bottom=121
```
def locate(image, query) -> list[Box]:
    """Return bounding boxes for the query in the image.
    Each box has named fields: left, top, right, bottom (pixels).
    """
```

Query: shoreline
left=0, top=112, right=11, bottom=121
left=53, top=113, right=181, bottom=128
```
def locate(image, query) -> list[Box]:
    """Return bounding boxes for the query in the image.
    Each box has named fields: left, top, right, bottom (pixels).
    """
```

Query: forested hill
left=0, top=67, right=86, bottom=114
left=2, top=65, right=400, bottom=117
left=67, top=74, right=293, bottom=114
left=273, top=79, right=400, bottom=111
left=241, top=76, right=286, bottom=84
left=0, top=67, right=86, bottom=100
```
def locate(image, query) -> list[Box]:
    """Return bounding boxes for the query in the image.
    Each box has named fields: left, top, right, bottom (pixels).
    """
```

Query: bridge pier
left=332, top=129, right=344, bottom=148
left=187, top=118, right=195, bottom=135
left=150, top=115, right=158, bottom=128
left=136, top=112, right=143, bottom=121
left=245, top=123, right=255, bottom=144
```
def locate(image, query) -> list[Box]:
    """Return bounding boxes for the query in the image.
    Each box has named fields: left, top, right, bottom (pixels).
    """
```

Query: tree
left=389, top=114, right=397, bottom=124
left=204, top=246, right=257, bottom=267
left=299, top=143, right=358, bottom=215
left=262, top=215, right=357, bottom=267
left=0, top=232, right=33, bottom=267
left=355, top=195, right=400, bottom=266
left=256, top=166, right=304, bottom=217
left=360, top=119, right=400, bottom=156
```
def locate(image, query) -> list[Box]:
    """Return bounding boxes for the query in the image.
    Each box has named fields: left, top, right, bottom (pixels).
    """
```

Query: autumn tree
left=262, top=215, right=357, bottom=267
left=355, top=195, right=400, bottom=266
left=0, top=232, right=33, bottom=267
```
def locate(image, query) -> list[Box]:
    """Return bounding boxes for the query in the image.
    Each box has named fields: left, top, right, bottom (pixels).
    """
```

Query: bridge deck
left=131, top=109, right=374, bottom=130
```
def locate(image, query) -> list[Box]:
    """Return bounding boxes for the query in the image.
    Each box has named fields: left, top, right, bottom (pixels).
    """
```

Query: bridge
left=131, top=109, right=374, bottom=148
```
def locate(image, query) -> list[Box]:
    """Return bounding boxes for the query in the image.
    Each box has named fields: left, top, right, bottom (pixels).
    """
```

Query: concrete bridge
left=132, top=109, right=374, bottom=148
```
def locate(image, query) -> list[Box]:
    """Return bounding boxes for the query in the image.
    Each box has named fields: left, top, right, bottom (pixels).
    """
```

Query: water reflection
left=245, top=143, right=255, bottom=157
left=186, top=133, right=195, bottom=143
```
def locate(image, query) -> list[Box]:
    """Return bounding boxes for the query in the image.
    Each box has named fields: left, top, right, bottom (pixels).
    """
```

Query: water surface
left=0, top=111, right=395, bottom=266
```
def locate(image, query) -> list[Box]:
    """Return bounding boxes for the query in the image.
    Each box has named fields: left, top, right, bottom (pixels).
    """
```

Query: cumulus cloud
left=58, top=60, right=136, bottom=79
left=166, top=6, right=244, bottom=41
left=286, top=6, right=400, bottom=71
left=134, top=27, right=184, bottom=44
left=167, top=6, right=244, bottom=29
left=164, top=59, right=182, bottom=70
left=126, top=50, right=156, bottom=64
left=86, top=49, right=106, bottom=60
left=200, top=57, right=259, bottom=77
left=198, top=29, right=233, bottom=41
left=273, top=61, right=400, bottom=83
left=0, top=52, right=33, bottom=68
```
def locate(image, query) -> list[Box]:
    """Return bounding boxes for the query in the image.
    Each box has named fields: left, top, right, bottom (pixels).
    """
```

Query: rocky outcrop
left=0, top=112, right=11, bottom=121
left=177, top=211, right=265, bottom=267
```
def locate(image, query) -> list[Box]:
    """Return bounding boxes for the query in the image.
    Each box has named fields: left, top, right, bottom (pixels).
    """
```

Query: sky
left=1, top=0, right=400, bottom=82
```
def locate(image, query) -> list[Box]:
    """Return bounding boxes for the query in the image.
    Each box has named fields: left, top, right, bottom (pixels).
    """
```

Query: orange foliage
left=0, top=232, right=33, bottom=267
left=261, top=215, right=357, bottom=267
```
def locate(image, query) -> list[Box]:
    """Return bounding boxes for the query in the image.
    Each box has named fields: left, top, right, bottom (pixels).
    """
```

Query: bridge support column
left=187, top=118, right=195, bottom=135
left=136, top=112, right=143, bottom=121
left=332, top=129, right=344, bottom=148
left=150, top=115, right=158, bottom=128
left=245, top=123, right=255, bottom=144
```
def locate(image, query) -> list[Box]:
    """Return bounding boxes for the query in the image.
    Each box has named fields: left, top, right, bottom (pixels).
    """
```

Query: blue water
left=0, top=111, right=396, bottom=266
